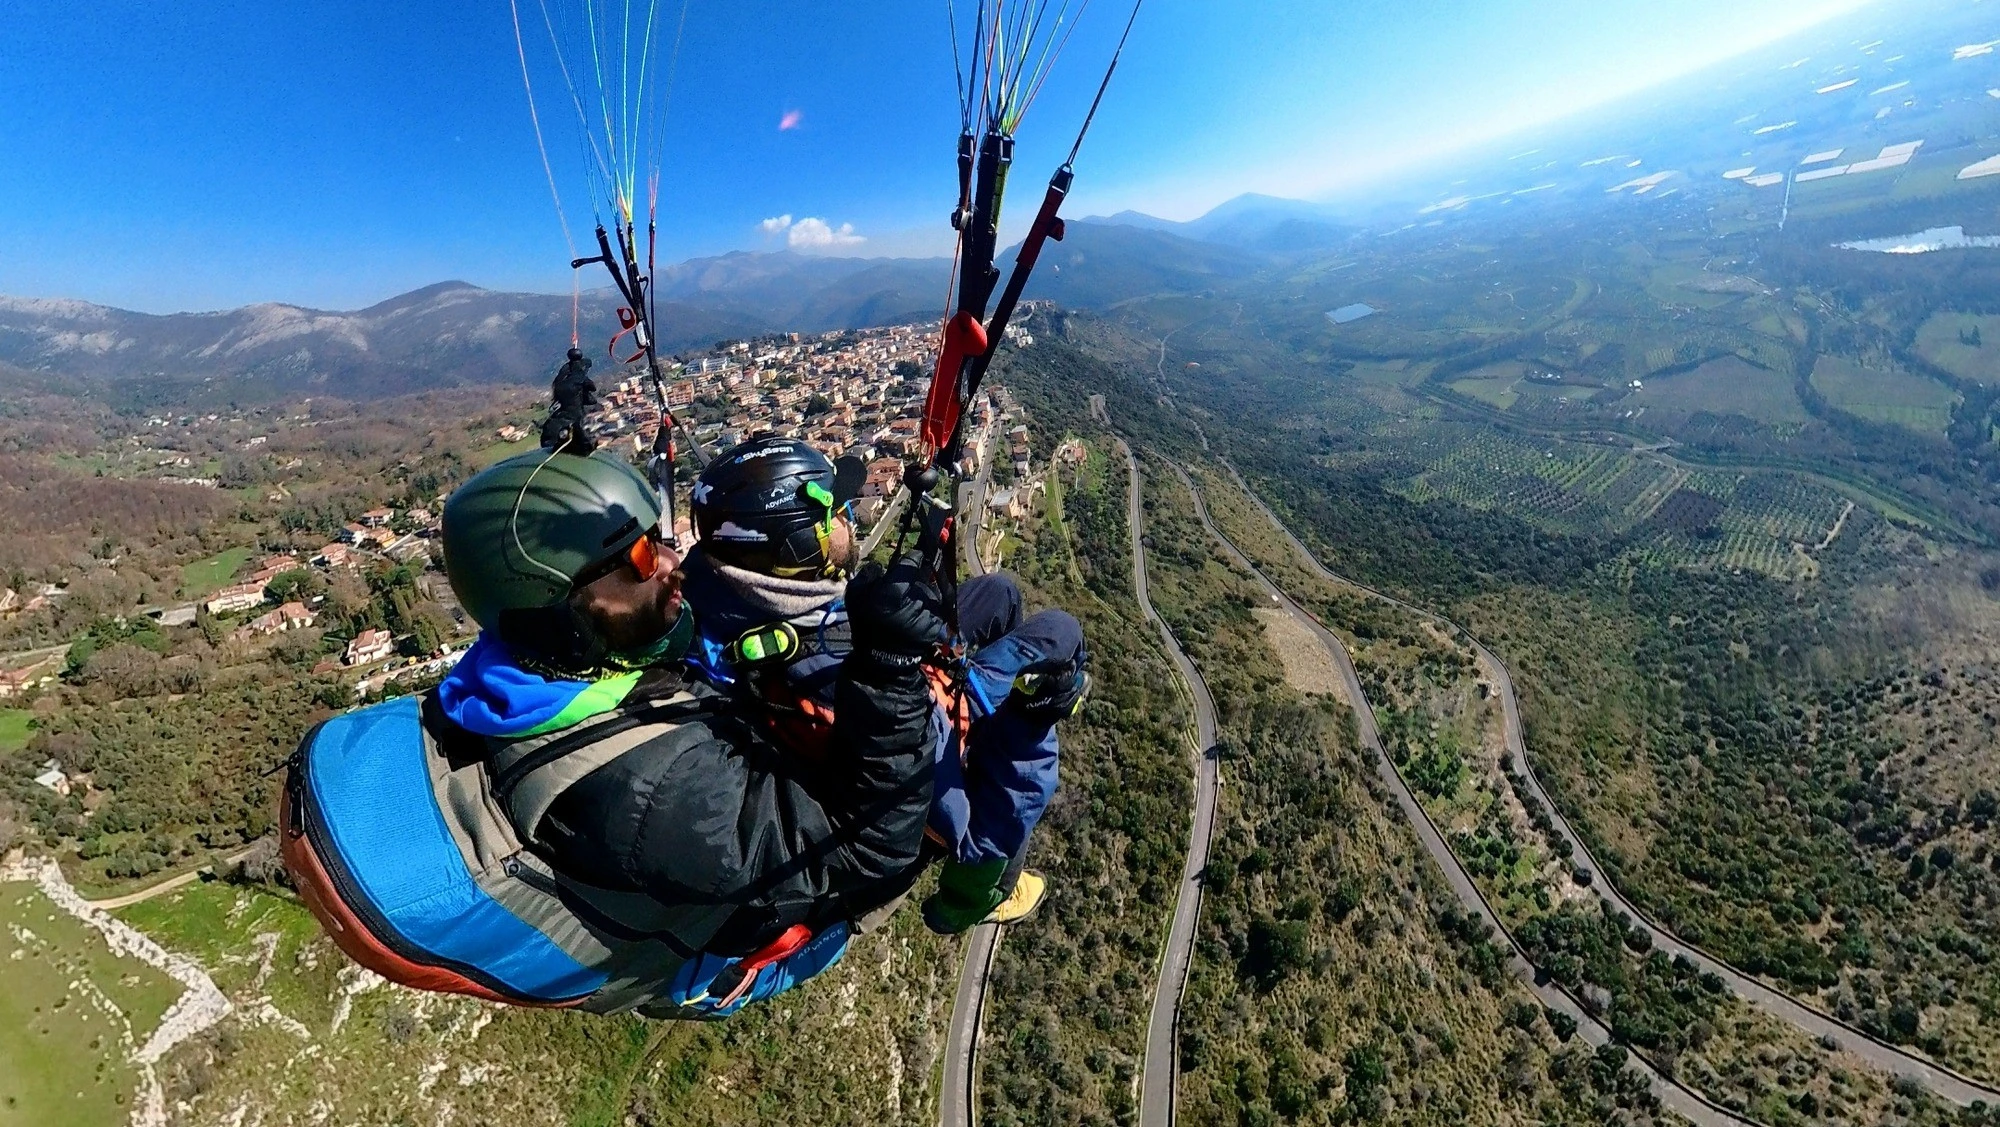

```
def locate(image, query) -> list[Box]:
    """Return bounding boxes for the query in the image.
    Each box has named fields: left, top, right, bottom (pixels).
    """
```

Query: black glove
left=846, top=555, right=947, bottom=662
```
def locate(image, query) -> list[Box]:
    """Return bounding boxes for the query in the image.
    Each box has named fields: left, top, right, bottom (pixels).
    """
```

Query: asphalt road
left=1171, top=463, right=1757, bottom=1127
left=1126, top=446, right=1222, bottom=1127
left=940, top=423, right=1001, bottom=1127
left=1217, top=462, right=2000, bottom=1109
left=858, top=486, right=909, bottom=559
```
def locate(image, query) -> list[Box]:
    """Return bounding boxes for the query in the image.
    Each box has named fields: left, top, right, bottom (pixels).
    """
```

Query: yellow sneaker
left=983, top=870, right=1047, bottom=925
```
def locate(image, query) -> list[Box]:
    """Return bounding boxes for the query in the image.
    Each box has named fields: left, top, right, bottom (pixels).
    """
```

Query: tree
left=1547, top=1010, right=1579, bottom=1042
left=1243, top=916, right=1309, bottom=990
left=264, top=568, right=321, bottom=603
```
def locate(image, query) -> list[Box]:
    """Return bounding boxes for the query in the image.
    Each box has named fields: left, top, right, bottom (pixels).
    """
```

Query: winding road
left=940, top=422, right=1004, bottom=1127
left=1125, top=444, right=1222, bottom=1127
left=1214, top=462, right=2000, bottom=1109
left=1155, top=459, right=1757, bottom=1127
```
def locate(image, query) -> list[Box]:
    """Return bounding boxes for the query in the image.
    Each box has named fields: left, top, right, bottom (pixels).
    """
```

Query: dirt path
left=86, top=848, right=256, bottom=911
left=1817, top=500, right=1857, bottom=550
left=2, top=856, right=232, bottom=1127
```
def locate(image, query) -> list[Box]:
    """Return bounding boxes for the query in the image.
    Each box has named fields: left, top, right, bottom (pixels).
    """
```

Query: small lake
left=1327, top=303, right=1378, bottom=324
left=1836, top=226, right=2000, bottom=254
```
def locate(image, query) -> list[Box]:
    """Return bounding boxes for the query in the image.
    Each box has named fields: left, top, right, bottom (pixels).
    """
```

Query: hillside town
left=1, top=318, right=1041, bottom=713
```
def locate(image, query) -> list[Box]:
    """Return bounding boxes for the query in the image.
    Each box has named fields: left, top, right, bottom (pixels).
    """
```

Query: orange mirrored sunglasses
left=573, top=530, right=665, bottom=591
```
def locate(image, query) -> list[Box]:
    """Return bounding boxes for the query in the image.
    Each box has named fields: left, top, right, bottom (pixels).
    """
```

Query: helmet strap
left=499, top=601, right=612, bottom=677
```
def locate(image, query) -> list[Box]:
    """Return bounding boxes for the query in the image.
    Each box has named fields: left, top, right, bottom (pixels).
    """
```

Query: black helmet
left=693, top=437, right=863, bottom=578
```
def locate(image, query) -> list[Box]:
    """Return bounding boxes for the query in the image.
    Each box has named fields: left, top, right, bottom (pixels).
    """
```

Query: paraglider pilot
left=540, top=347, right=601, bottom=455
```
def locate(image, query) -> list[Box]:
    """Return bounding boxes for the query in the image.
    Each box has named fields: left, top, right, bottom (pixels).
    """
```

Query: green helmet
left=442, top=450, right=661, bottom=647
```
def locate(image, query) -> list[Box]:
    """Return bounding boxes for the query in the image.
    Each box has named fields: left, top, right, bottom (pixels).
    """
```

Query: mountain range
left=0, top=221, right=1281, bottom=402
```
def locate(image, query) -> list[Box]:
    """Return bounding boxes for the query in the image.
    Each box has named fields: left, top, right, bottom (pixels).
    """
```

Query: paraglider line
left=1018, top=0, right=1090, bottom=122
left=1065, top=0, right=1144, bottom=166
left=947, top=0, right=971, bottom=129
left=509, top=0, right=580, bottom=263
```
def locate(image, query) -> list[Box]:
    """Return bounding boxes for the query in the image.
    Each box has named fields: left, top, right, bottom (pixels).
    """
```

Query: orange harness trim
left=279, top=788, right=580, bottom=1009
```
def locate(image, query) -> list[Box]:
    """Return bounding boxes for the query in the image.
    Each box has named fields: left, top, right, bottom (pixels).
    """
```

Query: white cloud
left=758, top=214, right=794, bottom=235
left=787, top=217, right=866, bottom=249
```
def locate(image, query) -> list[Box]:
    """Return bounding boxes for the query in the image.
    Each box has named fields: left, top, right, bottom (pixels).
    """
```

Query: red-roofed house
left=345, top=629, right=395, bottom=666
left=205, top=582, right=268, bottom=616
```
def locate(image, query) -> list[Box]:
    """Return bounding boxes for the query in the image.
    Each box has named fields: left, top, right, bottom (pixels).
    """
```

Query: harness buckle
left=728, top=622, right=800, bottom=669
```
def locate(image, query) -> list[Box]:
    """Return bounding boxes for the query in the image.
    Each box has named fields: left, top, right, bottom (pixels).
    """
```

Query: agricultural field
left=1623, top=471, right=1853, bottom=579
left=1388, top=429, right=1854, bottom=580
left=1626, top=356, right=1807, bottom=424
left=178, top=546, right=255, bottom=598
left=1643, top=262, right=1759, bottom=312
left=1746, top=307, right=1806, bottom=344
left=1913, top=312, right=2000, bottom=385
left=0, top=709, right=32, bottom=752
left=1, top=885, right=181, bottom=1127
left=1343, top=358, right=1418, bottom=388
left=467, top=437, right=535, bottom=469
left=1808, top=356, right=1959, bottom=435
left=1393, top=432, right=1681, bottom=537
left=1450, top=375, right=1520, bottom=409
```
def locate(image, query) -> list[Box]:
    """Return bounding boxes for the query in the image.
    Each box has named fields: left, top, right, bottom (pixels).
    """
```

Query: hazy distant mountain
left=652, top=251, right=952, bottom=330
left=1025, top=221, right=1271, bottom=305
left=0, top=223, right=1273, bottom=403
left=1359, top=0, right=2000, bottom=223
left=0, top=282, right=763, bottom=397
left=1089, top=194, right=1357, bottom=257
left=1091, top=209, right=1189, bottom=233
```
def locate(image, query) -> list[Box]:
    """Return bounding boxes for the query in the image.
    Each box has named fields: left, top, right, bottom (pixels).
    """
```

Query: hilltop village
left=0, top=318, right=1041, bottom=710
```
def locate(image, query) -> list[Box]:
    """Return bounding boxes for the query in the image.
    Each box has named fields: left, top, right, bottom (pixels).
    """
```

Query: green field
left=1629, top=355, right=1807, bottom=423
left=1915, top=312, right=2000, bottom=385
left=119, top=882, right=333, bottom=1024
left=0, top=709, right=32, bottom=752
left=179, top=546, right=254, bottom=596
left=468, top=438, right=534, bottom=469
left=1450, top=375, right=1519, bottom=408
left=1, top=886, right=182, bottom=1127
left=1810, top=356, right=1960, bottom=434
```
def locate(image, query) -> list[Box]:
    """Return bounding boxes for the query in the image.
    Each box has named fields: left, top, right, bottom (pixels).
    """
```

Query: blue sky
left=0, top=0, right=1878, bottom=312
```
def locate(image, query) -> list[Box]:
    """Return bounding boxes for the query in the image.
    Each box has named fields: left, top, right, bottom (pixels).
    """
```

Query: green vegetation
left=1132, top=461, right=1661, bottom=1126
left=179, top=547, right=255, bottom=596
left=0, top=709, right=32, bottom=752
left=1809, top=357, right=1960, bottom=435
left=974, top=436, right=1194, bottom=1127
left=1448, top=375, right=1519, bottom=409
left=1, top=885, right=181, bottom=1127
left=113, top=878, right=959, bottom=1127
left=468, top=438, right=532, bottom=469
left=1914, top=313, right=2000, bottom=385
left=1190, top=462, right=1998, bottom=1124
left=1629, top=357, right=1807, bottom=424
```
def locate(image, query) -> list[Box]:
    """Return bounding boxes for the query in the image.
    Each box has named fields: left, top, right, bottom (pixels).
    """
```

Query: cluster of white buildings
left=581, top=322, right=975, bottom=466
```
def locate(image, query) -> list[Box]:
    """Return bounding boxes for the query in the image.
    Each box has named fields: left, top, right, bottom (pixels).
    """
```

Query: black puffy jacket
left=523, top=655, right=936, bottom=955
